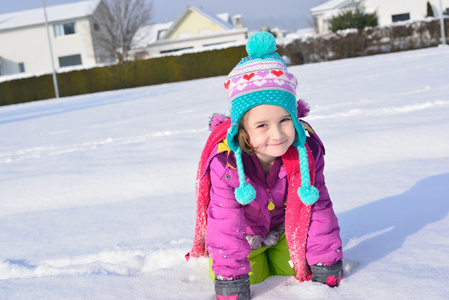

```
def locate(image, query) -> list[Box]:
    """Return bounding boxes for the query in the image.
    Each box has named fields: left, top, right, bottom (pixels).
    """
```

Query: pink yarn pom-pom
left=297, top=99, right=310, bottom=118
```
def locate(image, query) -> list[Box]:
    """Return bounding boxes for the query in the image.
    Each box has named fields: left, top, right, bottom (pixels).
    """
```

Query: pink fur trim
left=187, top=119, right=231, bottom=259
left=209, top=113, right=230, bottom=131
left=282, top=144, right=315, bottom=281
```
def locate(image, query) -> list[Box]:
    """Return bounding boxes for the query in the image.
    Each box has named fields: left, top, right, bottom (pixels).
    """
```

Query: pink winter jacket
left=205, top=127, right=343, bottom=280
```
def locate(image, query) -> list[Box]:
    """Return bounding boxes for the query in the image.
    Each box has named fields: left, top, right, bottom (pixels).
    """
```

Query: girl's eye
left=257, top=124, right=267, bottom=128
left=280, top=117, right=292, bottom=123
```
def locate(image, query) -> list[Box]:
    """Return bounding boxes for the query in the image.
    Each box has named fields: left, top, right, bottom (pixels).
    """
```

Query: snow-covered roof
left=132, top=22, right=173, bottom=49
left=216, top=13, right=231, bottom=24
left=0, top=0, right=100, bottom=31
left=310, top=0, right=355, bottom=13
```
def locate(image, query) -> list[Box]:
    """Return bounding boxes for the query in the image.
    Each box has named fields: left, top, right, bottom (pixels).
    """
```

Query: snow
left=1, top=46, right=449, bottom=299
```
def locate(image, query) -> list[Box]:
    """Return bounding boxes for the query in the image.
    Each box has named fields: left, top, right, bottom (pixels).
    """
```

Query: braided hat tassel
left=297, top=145, right=319, bottom=205
left=234, top=148, right=256, bottom=205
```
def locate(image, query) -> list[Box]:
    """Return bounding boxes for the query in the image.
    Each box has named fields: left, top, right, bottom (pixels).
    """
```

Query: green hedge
left=0, top=45, right=246, bottom=106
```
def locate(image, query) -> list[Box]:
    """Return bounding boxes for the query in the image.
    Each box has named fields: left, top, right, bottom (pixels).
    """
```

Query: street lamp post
left=439, top=0, right=447, bottom=45
left=42, top=0, right=60, bottom=98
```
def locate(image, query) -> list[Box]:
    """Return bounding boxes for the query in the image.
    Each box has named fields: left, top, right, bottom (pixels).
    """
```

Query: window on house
left=445, top=8, right=449, bottom=15
left=19, top=63, right=25, bottom=73
left=160, top=47, right=193, bottom=54
left=54, top=22, right=76, bottom=37
left=157, top=29, right=167, bottom=40
left=93, top=23, right=100, bottom=31
left=59, top=54, right=82, bottom=67
left=392, top=13, right=410, bottom=22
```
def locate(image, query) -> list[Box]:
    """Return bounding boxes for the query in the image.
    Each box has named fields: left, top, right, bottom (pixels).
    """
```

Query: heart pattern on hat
left=271, top=70, right=284, bottom=77
left=243, top=73, right=255, bottom=81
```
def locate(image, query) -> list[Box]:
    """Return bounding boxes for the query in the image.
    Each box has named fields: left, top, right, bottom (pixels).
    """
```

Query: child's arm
left=206, top=156, right=252, bottom=280
left=305, top=136, right=343, bottom=267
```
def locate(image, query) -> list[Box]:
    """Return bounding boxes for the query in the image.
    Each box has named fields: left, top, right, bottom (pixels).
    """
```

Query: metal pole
left=439, top=0, right=447, bottom=45
left=42, top=0, right=60, bottom=98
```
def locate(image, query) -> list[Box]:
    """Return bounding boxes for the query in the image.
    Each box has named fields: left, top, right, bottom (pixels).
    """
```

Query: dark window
left=445, top=8, right=449, bottom=15
left=59, top=54, right=82, bottom=67
left=159, top=47, right=193, bottom=54
left=392, top=13, right=410, bottom=22
left=54, top=22, right=76, bottom=37
left=63, top=23, right=75, bottom=35
left=93, top=23, right=100, bottom=31
left=19, top=63, right=25, bottom=73
left=203, top=41, right=236, bottom=47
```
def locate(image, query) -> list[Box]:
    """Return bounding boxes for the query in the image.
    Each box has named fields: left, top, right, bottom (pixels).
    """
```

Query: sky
left=0, top=0, right=326, bottom=31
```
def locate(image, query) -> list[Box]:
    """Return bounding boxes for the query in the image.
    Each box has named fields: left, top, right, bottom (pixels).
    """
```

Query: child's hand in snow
left=311, top=260, right=343, bottom=287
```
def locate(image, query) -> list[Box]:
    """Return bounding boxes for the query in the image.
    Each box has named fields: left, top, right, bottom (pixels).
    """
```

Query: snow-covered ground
left=1, top=46, right=449, bottom=299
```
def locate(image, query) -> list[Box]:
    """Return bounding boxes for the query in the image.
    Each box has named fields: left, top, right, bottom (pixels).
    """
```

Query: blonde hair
left=236, top=112, right=255, bottom=154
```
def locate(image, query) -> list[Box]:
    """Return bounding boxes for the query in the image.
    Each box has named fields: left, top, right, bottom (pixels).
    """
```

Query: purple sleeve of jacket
left=306, top=136, right=343, bottom=266
left=206, top=155, right=252, bottom=279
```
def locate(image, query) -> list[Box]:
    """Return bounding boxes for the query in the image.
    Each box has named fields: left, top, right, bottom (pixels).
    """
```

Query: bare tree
left=90, top=0, right=153, bottom=63
left=306, top=16, right=319, bottom=34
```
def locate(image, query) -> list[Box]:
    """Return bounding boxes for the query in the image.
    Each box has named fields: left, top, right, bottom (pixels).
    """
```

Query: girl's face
left=243, top=105, right=296, bottom=167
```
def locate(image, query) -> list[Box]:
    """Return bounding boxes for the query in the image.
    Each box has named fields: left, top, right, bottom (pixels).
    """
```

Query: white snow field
left=1, top=46, right=449, bottom=299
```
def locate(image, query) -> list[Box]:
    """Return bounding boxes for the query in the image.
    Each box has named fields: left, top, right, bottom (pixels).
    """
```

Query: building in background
left=131, top=6, right=247, bottom=59
left=0, top=0, right=114, bottom=76
left=311, top=0, right=449, bottom=34
left=0, top=3, right=248, bottom=76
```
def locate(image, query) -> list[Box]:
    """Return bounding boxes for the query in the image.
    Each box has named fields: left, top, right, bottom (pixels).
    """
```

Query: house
left=130, top=6, right=248, bottom=59
left=0, top=0, right=113, bottom=76
left=311, top=0, right=449, bottom=34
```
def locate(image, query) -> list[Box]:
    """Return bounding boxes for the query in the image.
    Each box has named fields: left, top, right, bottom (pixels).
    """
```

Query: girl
left=187, top=31, right=343, bottom=299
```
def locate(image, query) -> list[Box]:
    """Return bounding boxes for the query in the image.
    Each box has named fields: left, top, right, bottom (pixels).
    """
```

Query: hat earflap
left=234, top=147, right=256, bottom=205
left=297, top=145, right=319, bottom=205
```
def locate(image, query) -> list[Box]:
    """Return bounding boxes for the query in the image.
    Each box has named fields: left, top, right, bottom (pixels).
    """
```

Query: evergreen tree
left=329, top=6, right=378, bottom=32
left=426, top=1, right=434, bottom=17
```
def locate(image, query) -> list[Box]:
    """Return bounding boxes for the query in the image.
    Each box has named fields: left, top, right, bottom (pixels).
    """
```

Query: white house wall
left=0, top=57, right=21, bottom=75
left=0, top=18, right=96, bottom=75
left=312, top=0, right=449, bottom=33
left=313, top=1, right=359, bottom=34
left=148, top=30, right=247, bottom=55
left=314, top=8, right=347, bottom=34
left=364, top=0, right=449, bottom=26
left=52, top=19, right=97, bottom=68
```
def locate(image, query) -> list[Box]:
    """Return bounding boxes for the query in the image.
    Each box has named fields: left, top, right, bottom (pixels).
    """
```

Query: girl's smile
left=268, top=141, right=287, bottom=146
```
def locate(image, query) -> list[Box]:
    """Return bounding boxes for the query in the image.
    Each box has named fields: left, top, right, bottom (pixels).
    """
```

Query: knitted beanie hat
left=224, top=31, right=319, bottom=206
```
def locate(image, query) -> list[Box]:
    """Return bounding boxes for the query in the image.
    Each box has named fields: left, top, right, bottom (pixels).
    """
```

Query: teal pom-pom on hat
left=296, top=145, right=319, bottom=205
left=298, top=185, right=319, bottom=205
left=235, top=184, right=256, bottom=205
left=246, top=31, right=276, bottom=57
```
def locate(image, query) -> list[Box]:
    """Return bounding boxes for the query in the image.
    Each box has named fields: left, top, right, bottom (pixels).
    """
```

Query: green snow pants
left=209, top=233, right=296, bottom=285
